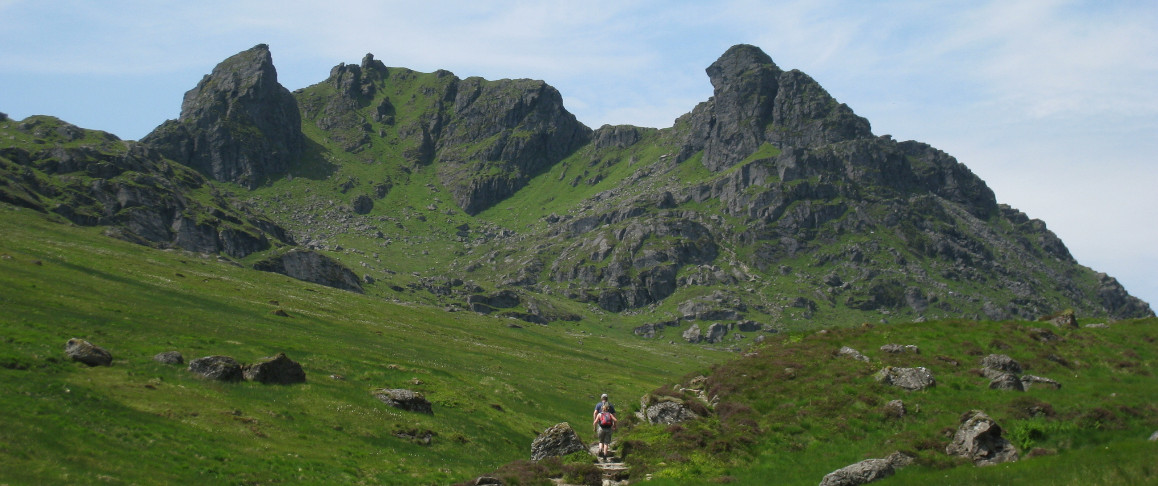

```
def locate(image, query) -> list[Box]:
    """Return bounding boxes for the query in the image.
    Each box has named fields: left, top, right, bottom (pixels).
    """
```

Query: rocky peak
left=705, top=44, right=781, bottom=91
left=329, top=53, right=388, bottom=100
left=681, top=44, right=872, bottom=172
left=143, top=44, right=303, bottom=188
left=435, top=76, right=591, bottom=214
left=179, top=44, right=278, bottom=120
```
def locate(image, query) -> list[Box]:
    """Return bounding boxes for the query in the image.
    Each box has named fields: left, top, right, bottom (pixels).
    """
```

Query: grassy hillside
left=612, top=316, right=1158, bottom=485
left=0, top=205, right=723, bottom=484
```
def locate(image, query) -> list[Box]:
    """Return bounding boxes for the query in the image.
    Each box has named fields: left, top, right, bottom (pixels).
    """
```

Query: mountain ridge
left=1, top=43, right=1150, bottom=330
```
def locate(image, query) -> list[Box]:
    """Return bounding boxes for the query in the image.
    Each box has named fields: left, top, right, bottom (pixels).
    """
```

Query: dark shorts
left=598, top=426, right=613, bottom=444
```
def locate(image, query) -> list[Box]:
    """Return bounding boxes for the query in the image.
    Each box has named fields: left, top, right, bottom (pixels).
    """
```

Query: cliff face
left=143, top=44, right=303, bottom=189
left=294, top=54, right=591, bottom=215
left=433, top=76, right=591, bottom=214
left=678, top=44, right=873, bottom=172
left=0, top=116, right=291, bottom=258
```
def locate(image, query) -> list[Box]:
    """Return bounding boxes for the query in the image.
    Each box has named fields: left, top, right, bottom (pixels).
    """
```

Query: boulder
left=188, top=355, right=243, bottom=382
left=945, top=410, right=1019, bottom=466
left=838, top=346, right=870, bottom=362
left=819, top=458, right=894, bottom=486
left=352, top=194, right=374, bottom=215
left=530, top=422, right=586, bottom=461
left=874, top=367, right=935, bottom=391
left=980, top=354, right=1022, bottom=379
left=64, top=338, right=112, bottom=366
left=705, top=323, right=729, bottom=343
left=882, top=400, right=906, bottom=419
left=1041, top=309, right=1078, bottom=329
left=683, top=324, right=704, bottom=343
left=1020, top=375, right=1061, bottom=390
left=242, top=352, right=306, bottom=384
left=253, top=249, right=364, bottom=293
left=153, top=351, right=184, bottom=364
left=819, top=451, right=914, bottom=486
left=373, top=388, right=433, bottom=414
left=987, top=372, right=1024, bottom=391
left=1028, top=328, right=1061, bottom=343
left=880, top=344, right=919, bottom=354
left=633, top=323, right=660, bottom=339
left=638, top=398, right=699, bottom=425
left=731, top=320, right=759, bottom=333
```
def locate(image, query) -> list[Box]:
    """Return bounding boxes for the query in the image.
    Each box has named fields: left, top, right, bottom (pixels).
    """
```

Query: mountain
left=2, top=42, right=1156, bottom=485
left=2, top=43, right=1151, bottom=333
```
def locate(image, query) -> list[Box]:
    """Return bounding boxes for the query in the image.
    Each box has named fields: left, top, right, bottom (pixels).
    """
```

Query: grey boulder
left=819, top=451, right=914, bottom=486
left=373, top=388, right=433, bottom=414
left=874, top=367, right=935, bottom=391
left=243, top=352, right=306, bottom=384
left=530, top=422, right=586, bottom=461
left=64, top=338, right=112, bottom=366
left=153, top=351, right=184, bottom=364
left=945, top=410, right=1019, bottom=466
left=188, top=355, right=244, bottom=382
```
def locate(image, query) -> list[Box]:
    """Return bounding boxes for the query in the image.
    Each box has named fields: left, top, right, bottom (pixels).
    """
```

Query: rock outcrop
left=873, top=367, right=935, bottom=391
left=1020, top=374, right=1061, bottom=390
left=242, top=352, right=306, bottom=384
left=819, top=451, right=914, bottom=486
left=838, top=346, right=870, bottom=362
left=253, top=249, right=364, bottom=293
left=988, top=373, right=1025, bottom=391
left=678, top=44, right=873, bottom=172
left=638, top=397, right=700, bottom=425
left=188, top=355, right=243, bottom=382
left=880, top=344, right=919, bottom=354
left=143, top=44, right=303, bottom=188
left=434, top=77, right=592, bottom=215
left=530, top=422, right=586, bottom=461
left=0, top=116, right=292, bottom=259
left=153, top=351, right=184, bottom=364
left=979, top=354, right=1022, bottom=379
left=64, top=338, right=112, bottom=366
left=373, top=388, right=433, bottom=414
left=945, top=410, right=1019, bottom=466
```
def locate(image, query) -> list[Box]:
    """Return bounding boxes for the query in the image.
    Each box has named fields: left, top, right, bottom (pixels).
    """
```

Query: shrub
left=1078, top=407, right=1122, bottom=430
left=476, top=459, right=553, bottom=486
left=561, top=463, right=602, bottom=486
left=1008, top=396, right=1055, bottom=419
left=618, top=439, right=646, bottom=459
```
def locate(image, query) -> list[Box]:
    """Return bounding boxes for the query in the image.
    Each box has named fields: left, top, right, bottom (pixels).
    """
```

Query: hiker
left=592, top=393, right=618, bottom=457
left=593, top=393, right=616, bottom=419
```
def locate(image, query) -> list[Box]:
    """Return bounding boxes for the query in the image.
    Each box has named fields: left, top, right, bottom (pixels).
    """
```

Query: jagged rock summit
left=144, top=44, right=303, bottom=188
left=679, top=43, right=872, bottom=171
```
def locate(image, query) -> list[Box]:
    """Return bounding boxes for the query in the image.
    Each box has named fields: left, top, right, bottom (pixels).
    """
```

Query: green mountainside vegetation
left=1, top=42, right=1154, bottom=484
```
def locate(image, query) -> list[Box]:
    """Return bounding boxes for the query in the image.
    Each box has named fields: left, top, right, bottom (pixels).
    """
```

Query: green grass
left=0, top=206, right=723, bottom=484
left=614, top=318, right=1158, bottom=485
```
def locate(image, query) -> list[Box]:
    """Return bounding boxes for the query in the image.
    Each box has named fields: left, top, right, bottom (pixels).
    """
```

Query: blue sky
left=2, top=0, right=1156, bottom=311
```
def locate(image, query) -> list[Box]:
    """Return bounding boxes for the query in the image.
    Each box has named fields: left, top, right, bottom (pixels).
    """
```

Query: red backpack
left=598, top=411, right=614, bottom=427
